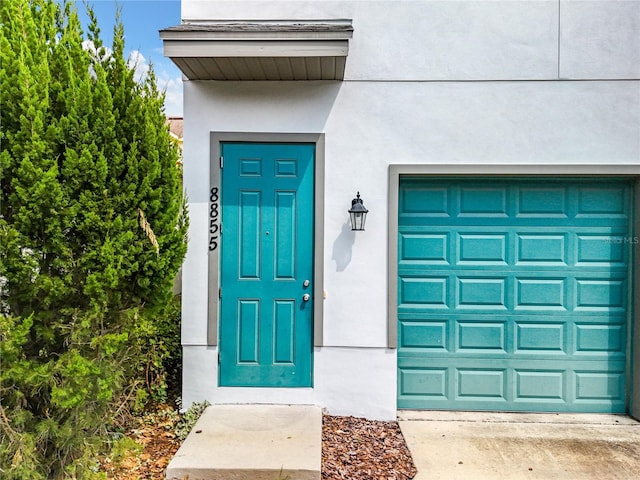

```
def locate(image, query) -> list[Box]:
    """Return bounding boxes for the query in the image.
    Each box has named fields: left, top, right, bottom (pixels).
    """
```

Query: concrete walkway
left=166, top=404, right=322, bottom=480
left=165, top=405, right=640, bottom=480
left=399, top=411, right=640, bottom=480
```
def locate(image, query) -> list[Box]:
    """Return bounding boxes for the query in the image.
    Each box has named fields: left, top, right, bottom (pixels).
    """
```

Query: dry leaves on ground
left=101, top=406, right=181, bottom=480
left=322, top=414, right=417, bottom=480
left=103, top=408, right=417, bottom=480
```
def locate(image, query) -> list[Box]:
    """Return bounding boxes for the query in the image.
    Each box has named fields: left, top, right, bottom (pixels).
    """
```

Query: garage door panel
left=399, top=358, right=627, bottom=411
left=400, top=181, right=631, bottom=226
left=575, top=370, right=626, bottom=402
left=399, top=315, right=626, bottom=358
left=399, top=273, right=628, bottom=304
left=516, top=234, right=568, bottom=264
left=457, top=369, right=507, bottom=400
left=459, top=186, right=509, bottom=217
left=399, top=367, right=449, bottom=398
left=517, top=187, right=568, bottom=217
left=576, top=234, right=628, bottom=265
left=400, top=186, right=450, bottom=216
left=515, top=323, right=566, bottom=353
left=399, top=232, right=450, bottom=264
left=575, top=277, right=627, bottom=311
left=458, top=233, right=508, bottom=264
left=457, top=277, right=508, bottom=309
left=399, top=321, right=448, bottom=350
left=577, top=185, right=629, bottom=217
left=575, top=323, right=626, bottom=355
left=456, top=321, right=507, bottom=353
left=515, top=370, right=566, bottom=401
left=400, top=227, right=629, bottom=268
left=515, top=278, right=567, bottom=310
left=398, top=178, right=632, bottom=413
left=399, top=277, right=449, bottom=308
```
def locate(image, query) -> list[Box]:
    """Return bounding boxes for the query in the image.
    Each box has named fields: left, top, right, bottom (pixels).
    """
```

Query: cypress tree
left=0, top=1, right=187, bottom=477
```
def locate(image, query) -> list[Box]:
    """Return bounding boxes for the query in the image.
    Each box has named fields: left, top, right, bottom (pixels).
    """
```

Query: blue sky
left=73, top=0, right=183, bottom=116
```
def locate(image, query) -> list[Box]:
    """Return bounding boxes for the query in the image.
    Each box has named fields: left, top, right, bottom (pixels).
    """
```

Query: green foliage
left=139, top=402, right=180, bottom=431
left=150, top=296, right=183, bottom=402
left=174, top=400, right=211, bottom=441
left=0, top=1, right=187, bottom=478
left=108, top=436, right=143, bottom=468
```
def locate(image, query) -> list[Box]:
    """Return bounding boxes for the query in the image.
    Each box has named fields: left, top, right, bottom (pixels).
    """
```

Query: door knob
left=303, top=280, right=310, bottom=287
left=302, top=294, right=310, bottom=302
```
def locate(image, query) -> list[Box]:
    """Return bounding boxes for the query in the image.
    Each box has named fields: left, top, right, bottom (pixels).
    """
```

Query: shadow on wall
left=332, top=221, right=355, bottom=271
left=191, top=81, right=344, bottom=135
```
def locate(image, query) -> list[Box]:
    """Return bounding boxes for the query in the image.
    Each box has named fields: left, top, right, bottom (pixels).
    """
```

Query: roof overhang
left=160, top=21, right=353, bottom=81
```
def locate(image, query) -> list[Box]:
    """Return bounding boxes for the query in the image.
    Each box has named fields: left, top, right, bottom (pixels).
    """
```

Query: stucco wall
left=182, top=0, right=640, bottom=81
left=178, top=0, right=640, bottom=419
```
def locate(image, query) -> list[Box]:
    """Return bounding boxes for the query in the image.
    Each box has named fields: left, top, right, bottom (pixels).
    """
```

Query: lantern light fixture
left=348, top=192, right=368, bottom=231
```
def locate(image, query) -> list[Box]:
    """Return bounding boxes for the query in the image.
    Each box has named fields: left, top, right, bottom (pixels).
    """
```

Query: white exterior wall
left=179, top=0, right=640, bottom=420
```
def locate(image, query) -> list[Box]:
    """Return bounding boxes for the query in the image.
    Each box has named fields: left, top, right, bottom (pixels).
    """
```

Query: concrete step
left=166, top=404, right=322, bottom=480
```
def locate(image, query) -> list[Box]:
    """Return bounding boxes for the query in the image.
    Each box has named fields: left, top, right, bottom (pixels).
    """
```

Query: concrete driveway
left=398, top=411, right=640, bottom=480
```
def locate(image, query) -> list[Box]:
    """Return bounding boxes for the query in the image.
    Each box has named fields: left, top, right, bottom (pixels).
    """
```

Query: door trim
left=208, top=132, right=325, bottom=347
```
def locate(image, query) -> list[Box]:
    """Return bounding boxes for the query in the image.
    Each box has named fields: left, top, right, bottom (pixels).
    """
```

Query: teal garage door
left=397, top=178, right=633, bottom=413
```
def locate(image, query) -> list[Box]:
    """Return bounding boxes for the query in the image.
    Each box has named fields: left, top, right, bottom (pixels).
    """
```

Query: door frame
left=387, top=164, right=640, bottom=416
left=208, top=132, right=325, bottom=350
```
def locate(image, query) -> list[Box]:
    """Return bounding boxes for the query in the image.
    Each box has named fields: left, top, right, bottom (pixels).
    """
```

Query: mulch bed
left=322, top=415, right=417, bottom=480
left=102, top=408, right=417, bottom=479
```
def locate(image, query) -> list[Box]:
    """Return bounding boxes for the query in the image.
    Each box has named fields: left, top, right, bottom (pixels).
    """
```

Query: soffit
left=160, top=21, right=353, bottom=81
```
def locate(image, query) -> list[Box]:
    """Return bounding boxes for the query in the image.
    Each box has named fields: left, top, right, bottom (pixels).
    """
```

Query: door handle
left=303, top=280, right=310, bottom=287
left=302, top=294, right=310, bottom=302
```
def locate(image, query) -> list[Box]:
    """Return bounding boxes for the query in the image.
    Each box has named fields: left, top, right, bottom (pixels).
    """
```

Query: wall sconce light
left=348, top=192, right=369, bottom=231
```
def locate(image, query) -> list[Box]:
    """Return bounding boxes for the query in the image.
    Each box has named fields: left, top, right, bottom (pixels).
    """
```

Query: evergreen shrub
left=0, top=1, right=187, bottom=477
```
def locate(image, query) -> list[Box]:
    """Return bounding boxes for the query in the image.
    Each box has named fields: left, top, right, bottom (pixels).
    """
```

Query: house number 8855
left=209, top=187, right=219, bottom=251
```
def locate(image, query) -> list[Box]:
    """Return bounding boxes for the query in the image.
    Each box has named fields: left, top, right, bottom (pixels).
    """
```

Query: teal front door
left=219, top=143, right=314, bottom=387
left=398, top=178, right=633, bottom=412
